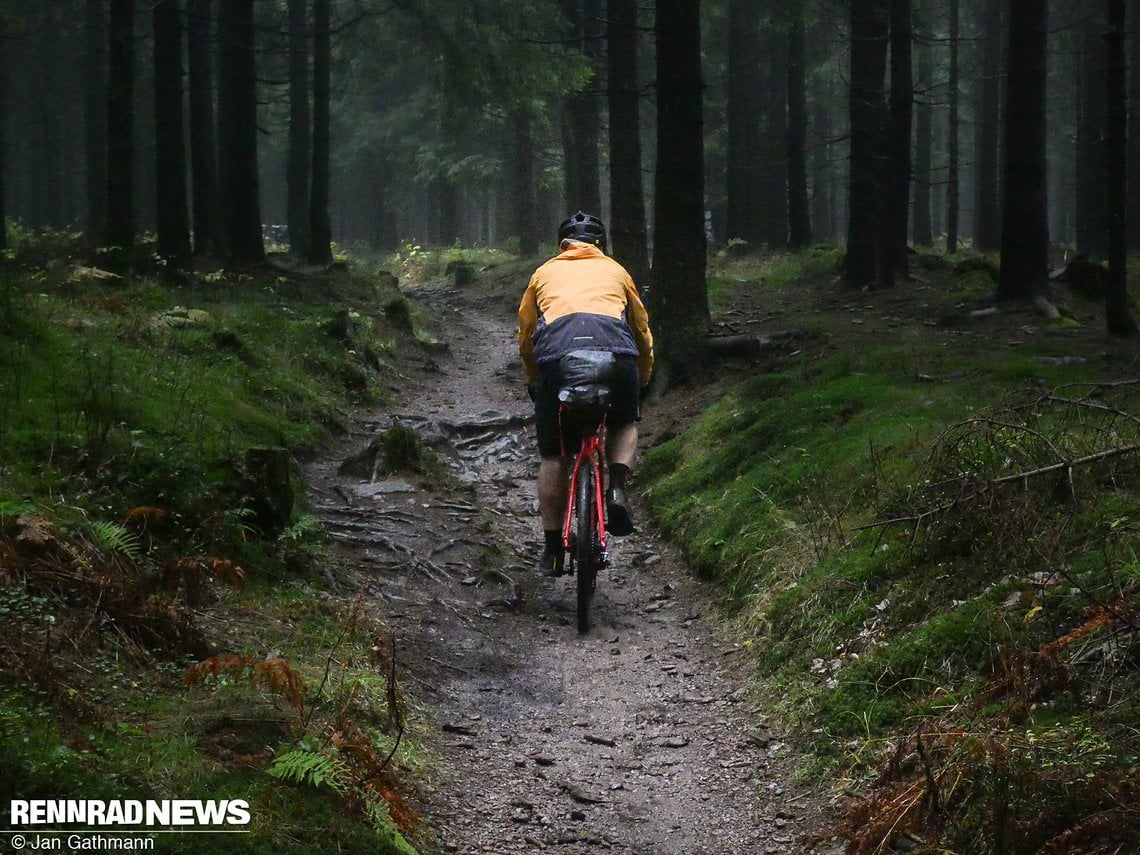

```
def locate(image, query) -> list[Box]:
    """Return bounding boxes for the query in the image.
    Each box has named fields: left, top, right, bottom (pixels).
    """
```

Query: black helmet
left=558, top=210, right=607, bottom=250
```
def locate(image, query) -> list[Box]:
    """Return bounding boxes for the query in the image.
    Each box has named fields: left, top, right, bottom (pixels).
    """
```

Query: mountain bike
left=555, top=360, right=613, bottom=634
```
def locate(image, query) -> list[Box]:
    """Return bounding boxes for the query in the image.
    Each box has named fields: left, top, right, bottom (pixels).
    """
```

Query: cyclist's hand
left=527, top=381, right=538, bottom=402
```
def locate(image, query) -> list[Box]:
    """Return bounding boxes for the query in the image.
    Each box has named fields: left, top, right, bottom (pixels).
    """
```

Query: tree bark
left=913, top=21, right=933, bottom=246
left=507, top=108, right=539, bottom=257
left=0, top=15, right=6, bottom=253
left=104, top=0, right=135, bottom=271
left=85, top=0, right=108, bottom=240
left=973, top=0, right=1002, bottom=252
left=883, top=0, right=912, bottom=283
left=154, top=0, right=191, bottom=271
left=308, top=0, right=332, bottom=265
left=997, top=0, right=1049, bottom=301
left=725, top=0, right=762, bottom=246
left=562, top=0, right=603, bottom=214
left=216, top=0, right=265, bottom=267
left=607, top=0, right=649, bottom=285
left=188, top=0, right=219, bottom=257
left=844, top=0, right=889, bottom=288
left=1105, top=0, right=1138, bottom=334
left=652, top=0, right=708, bottom=378
left=787, top=4, right=811, bottom=249
left=946, top=0, right=960, bottom=254
left=1076, top=5, right=1109, bottom=261
left=287, top=0, right=311, bottom=257
left=758, top=12, right=789, bottom=247
left=1128, top=0, right=1140, bottom=250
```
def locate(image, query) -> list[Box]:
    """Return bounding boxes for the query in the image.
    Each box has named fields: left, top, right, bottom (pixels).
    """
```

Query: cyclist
left=517, top=211, right=654, bottom=576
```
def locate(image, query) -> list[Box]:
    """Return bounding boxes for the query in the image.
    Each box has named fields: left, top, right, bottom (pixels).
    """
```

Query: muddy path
left=304, top=269, right=841, bottom=854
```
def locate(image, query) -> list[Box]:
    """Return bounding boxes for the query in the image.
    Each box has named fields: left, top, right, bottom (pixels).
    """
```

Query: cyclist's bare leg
left=606, top=423, right=637, bottom=469
left=537, top=455, right=570, bottom=529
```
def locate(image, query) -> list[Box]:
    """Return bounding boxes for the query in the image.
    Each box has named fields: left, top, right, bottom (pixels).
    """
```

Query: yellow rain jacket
left=517, top=243, right=654, bottom=385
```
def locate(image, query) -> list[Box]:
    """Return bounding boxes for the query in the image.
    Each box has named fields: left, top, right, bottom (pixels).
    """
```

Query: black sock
left=544, top=529, right=562, bottom=550
left=609, top=463, right=631, bottom=490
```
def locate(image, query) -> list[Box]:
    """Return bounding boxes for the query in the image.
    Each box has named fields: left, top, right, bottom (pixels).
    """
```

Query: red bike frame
left=561, top=420, right=608, bottom=557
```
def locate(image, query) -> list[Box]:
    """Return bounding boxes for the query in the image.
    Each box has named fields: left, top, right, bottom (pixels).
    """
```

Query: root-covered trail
left=305, top=270, right=837, bottom=854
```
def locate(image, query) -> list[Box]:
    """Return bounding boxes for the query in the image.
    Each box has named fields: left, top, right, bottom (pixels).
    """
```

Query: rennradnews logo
left=9, top=800, right=251, bottom=827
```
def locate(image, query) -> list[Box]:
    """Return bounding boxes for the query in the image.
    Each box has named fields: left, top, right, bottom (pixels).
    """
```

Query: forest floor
left=302, top=262, right=845, bottom=854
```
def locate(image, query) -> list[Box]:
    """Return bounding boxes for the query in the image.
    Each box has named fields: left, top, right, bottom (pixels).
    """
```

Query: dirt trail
left=304, top=270, right=841, bottom=854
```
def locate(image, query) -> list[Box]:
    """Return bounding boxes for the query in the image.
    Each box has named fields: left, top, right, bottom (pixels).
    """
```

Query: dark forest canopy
left=0, top=0, right=1137, bottom=332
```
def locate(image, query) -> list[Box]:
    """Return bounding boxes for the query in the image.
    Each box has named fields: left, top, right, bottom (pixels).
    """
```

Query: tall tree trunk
left=946, top=0, right=960, bottom=253
left=913, top=23, right=933, bottom=246
left=725, top=0, right=762, bottom=245
left=787, top=4, right=811, bottom=249
left=811, top=105, right=833, bottom=243
left=1076, top=6, right=1109, bottom=261
left=308, top=0, right=332, bottom=265
left=188, top=0, right=218, bottom=256
left=85, top=0, right=108, bottom=239
left=287, top=0, right=311, bottom=257
left=0, top=16, right=6, bottom=254
left=974, top=0, right=1002, bottom=252
left=1106, top=0, right=1137, bottom=334
left=104, top=0, right=135, bottom=271
left=652, top=0, right=708, bottom=378
left=216, top=0, right=264, bottom=267
left=1128, top=0, right=1140, bottom=250
left=883, top=0, right=912, bottom=282
left=997, top=0, right=1048, bottom=301
left=845, top=0, right=889, bottom=288
left=562, top=0, right=603, bottom=213
left=154, top=0, right=191, bottom=271
left=758, top=12, right=789, bottom=247
left=508, top=108, right=539, bottom=256
left=436, top=52, right=461, bottom=245
left=607, top=0, right=649, bottom=283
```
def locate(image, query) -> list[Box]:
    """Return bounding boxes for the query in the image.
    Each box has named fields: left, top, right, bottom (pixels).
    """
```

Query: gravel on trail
left=304, top=271, right=844, bottom=855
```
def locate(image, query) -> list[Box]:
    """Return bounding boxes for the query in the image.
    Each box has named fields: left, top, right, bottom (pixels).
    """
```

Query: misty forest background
left=1, top=0, right=1138, bottom=375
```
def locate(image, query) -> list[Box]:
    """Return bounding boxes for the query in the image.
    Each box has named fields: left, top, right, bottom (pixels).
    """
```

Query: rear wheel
left=575, top=465, right=596, bottom=634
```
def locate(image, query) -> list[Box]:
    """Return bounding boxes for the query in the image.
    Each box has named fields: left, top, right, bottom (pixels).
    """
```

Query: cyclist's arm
left=624, top=278, right=654, bottom=386
left=518, top=278, right=541, bottom=383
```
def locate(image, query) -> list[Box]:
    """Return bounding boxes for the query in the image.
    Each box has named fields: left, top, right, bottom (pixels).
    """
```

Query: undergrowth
left=0, top=234, right=438, bottom=852
left=642, top=249, right=1140, bottom=853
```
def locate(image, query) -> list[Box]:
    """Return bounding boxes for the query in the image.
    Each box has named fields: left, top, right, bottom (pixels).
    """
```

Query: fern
left=268, top=747, right=348, bottom=793
left=89, top=521, right=142, bottom=559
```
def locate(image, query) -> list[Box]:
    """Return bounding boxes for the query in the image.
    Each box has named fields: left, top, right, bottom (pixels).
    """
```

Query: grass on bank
left=644, top=250, right=1140, bottom=853
left=0, top=237, right=492, bottom=853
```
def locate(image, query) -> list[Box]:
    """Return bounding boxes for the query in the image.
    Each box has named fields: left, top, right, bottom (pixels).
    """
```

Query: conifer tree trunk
left=883, top=0, right=912, bottom=283
left=0, top=20, right=6, bottom=253
left=562, top=0, right=603, bottom=213
left=811, top=105, right=833, bottom=243
left=154, top=0, right=191, bottom=270
left=1076, top=6, right=1109, bottom=261
left=946, top=0, right=960, bottom=253
left=845, top=0, right=889, bottom=288
left=997, top=0, right=1048, bottom=301
left=606, top=0, right=649, bottom=284
left=217, top=0, right=265, bottom=267
left=787, top=4, right=811, bottom=249
left=1128, top=0, right=1140, bottom=251
left=104, top=0, right=135, bottom=270
left=1106, top=0, right=1137, bottom=334
left=188, top=0, right=218, bottom=256
left=508, top=108, right=539, bottom=257
left=652, top=0, right=708, bottom=379
left=913, top=22, right=933, bottom=246
left=725, top=0, right=762, bottom=246
left=85, top=0, right=108, bottom=239
left=287, top=0, right=311, bottom=257
left=308, top=0, right=332, bottom=265
left=758, top=14, right=789, bottom=247
left=974, top=0, right=1002, bottom=252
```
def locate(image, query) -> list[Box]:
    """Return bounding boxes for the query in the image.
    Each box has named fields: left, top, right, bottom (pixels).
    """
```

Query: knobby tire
left=575, top=464, right=596, bottom=634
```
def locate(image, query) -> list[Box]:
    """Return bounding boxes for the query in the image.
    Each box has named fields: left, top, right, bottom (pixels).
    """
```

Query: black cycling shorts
left=534, top=353, right=640, bottom=458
